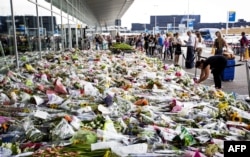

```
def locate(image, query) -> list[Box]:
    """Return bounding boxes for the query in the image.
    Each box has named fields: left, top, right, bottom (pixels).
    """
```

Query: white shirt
left=186, top=34, right=196, bottom=47
left=196, top=38, right=204, bottom=48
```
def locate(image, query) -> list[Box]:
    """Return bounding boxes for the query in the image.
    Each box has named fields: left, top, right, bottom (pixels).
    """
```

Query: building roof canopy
left=85, top=0, right=134, bottom=26
left=47, top=0, right=134, bottom=27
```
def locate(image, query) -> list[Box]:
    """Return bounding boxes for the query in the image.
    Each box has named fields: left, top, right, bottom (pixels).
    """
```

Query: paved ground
left=163, top=47, right=250, bottom=98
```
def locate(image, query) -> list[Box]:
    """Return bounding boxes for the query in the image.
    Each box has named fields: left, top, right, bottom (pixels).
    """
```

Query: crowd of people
left=0, top=34, right=63, bottom=54
left=195, top=30, right=249, bottom=90
left=1, top=29, right=248, bottom=90
left=93, top=30, right=248, bottom=90
left=130, top=31, right=204, bottom=67
left=1, top=28, right=249, bottom=90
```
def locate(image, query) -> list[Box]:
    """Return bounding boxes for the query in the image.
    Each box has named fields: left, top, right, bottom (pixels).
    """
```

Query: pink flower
left=54, top=79, right=68, bottom=94
left=0, top=116, right=11, bottom=124
left=171, top=105, right=182, bottom=112
left=184, top=150, right=206, bottom=157
left=175, top=71, right=182, bottom=77
left=171, top=99, right=182, bottom=112
left=163, top=64, right=169, bottom=70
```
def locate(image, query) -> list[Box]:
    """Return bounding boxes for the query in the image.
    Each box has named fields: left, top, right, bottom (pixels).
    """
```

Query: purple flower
left=0, top=116, right=11, bottom=124
left=104, top=94, right=113, bottom=107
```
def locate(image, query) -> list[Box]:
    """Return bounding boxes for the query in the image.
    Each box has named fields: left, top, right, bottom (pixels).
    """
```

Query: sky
left=121, top=0, right=250, bottom=29
left=0, top=0, right=249, bottom=30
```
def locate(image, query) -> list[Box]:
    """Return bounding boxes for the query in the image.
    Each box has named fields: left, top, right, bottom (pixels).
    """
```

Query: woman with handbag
left=213, top=31, right=228, bottom=55
left=148, top=35, right=156, bottom=56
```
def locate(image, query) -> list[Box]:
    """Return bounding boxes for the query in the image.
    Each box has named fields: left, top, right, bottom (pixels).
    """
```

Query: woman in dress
left=195, top=31, right=204, bottom=60
left=173, top=33, right=182, bottom=66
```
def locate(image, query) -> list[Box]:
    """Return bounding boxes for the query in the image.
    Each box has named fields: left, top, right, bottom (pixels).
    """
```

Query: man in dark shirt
left=239, top=31, right=249, bottom=61
left=144, top=34, right=150, bottom=55
left=195, top=55, right=227, bottom=89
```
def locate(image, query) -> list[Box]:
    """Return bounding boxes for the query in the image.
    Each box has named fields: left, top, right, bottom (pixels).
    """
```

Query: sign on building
left=188, top=22, right=194, bottom=30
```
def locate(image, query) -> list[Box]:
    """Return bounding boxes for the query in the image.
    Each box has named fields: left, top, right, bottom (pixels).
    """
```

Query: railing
left=231, top=44, right=250, bottom=55
left=245, top=61, right=250, bottom=101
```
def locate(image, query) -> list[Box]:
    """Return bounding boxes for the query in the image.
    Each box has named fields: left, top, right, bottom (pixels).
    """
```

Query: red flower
left=175, top=71, right=182, bottom=77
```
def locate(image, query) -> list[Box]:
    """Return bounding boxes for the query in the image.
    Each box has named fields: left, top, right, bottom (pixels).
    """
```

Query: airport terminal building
left=0, top=0, right=134, bottom=59
left=131, top=15, right=250, bottom=33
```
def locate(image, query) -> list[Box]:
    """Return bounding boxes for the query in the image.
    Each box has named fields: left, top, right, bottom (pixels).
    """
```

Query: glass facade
left=0, top=0, right=92, bottom=68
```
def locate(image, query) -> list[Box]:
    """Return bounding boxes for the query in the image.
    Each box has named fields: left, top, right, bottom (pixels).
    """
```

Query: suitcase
left=221, top=59, right=235, bottom=81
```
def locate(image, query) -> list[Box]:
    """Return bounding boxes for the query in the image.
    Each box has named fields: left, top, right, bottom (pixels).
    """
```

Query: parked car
left=199, top=28, right=221, bottom=47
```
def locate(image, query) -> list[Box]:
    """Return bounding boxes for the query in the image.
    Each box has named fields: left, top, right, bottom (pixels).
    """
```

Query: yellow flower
left=25, top=64, right=36, bottom=73
left=49, top=104, right=58, bottom=109
left=218, top=102, right=229, bottom=111
left=230, top=112, right=242, bottom=122
left=104, top=150, right=111, bottom=157
left=214, top=90, right=225, bottom=98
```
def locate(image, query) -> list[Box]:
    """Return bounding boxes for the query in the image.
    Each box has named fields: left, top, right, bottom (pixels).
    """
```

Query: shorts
left=175, top=50, right=182, bottom=55
left=240, top=47, right=246, bottom=54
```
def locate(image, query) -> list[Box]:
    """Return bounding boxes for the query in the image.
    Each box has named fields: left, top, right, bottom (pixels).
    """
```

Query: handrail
left=245, top=61, right=250, bottom=101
